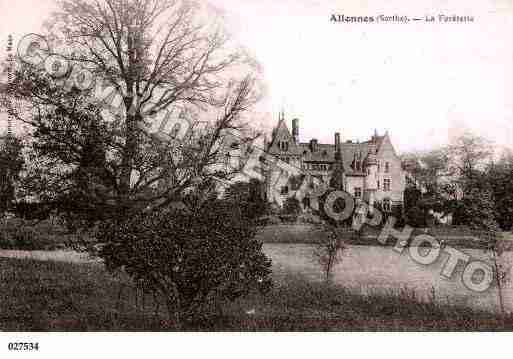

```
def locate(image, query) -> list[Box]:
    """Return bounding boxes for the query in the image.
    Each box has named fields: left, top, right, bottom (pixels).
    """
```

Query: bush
left=282, top=197, right=301, bottom=216
left=297, top=213, right=323, bottom=225
left=405, top=206, right=426, bottom=228
left=256, top=215, right=282, bottom=226
left=98, top=199, right=273, bottom=328
left=0, top=218, right=70, bottom=250
left=223, top=179, right=269, bottom=221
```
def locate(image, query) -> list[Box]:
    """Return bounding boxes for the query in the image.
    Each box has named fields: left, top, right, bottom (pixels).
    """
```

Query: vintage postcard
left=0, top=0, right=512, bottom=356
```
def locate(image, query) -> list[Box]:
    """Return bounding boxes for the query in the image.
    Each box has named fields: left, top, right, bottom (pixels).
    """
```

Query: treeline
left=402, top=131, right=513, bottom=231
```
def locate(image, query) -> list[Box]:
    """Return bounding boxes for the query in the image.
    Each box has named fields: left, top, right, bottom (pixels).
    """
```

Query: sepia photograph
left=0, top=0, right=512, bottom=355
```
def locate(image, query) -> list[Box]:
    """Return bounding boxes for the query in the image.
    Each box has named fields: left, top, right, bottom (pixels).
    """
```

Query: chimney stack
left=310, top=139, right=318, bottom=152
left=292, top=118, right=299, bottom=143
left=334, top=132, right=341, bottom=153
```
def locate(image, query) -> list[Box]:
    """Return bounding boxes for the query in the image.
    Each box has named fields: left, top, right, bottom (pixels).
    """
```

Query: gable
left=268, top=120, right=300, bottom=154
left=376, top=133, right=399, bottom=161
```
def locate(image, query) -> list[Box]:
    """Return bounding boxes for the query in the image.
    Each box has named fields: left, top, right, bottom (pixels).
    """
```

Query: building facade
left=264, top=113, right=406, bottom=214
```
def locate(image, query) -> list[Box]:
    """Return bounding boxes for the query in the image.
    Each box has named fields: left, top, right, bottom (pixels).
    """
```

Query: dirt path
left=0, top=249, right=101, bottom=264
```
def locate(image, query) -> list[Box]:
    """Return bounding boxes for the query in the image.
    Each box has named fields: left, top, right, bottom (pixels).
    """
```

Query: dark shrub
left=98, top=199, right=273, bottom=328
left=282, top=197, right=301, bottom=216
left=405, top=206, right=426, bottom=228
left=0, top=218, right=69, bottom=250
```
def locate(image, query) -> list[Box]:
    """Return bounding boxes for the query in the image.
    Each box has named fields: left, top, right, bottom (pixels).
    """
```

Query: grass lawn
left=1, top=257, right=513, bottom=331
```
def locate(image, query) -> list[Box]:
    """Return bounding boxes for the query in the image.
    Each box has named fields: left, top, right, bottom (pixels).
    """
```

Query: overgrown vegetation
left=0, top=0, right=511, bottom=332
left=0, top=0, right=271, bottom=325
left=1, top=257, right=512, bottom=331
left=0, top=218, right=79, bottom=251
left=98, top=197, right=272, bottom=328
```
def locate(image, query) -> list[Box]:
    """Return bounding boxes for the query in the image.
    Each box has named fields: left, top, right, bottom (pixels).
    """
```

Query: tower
left=364, top=140, right=379, bottom=210
left=330, top=133, right=345, bottom=190
left=292, top=118, right=299, bottom=143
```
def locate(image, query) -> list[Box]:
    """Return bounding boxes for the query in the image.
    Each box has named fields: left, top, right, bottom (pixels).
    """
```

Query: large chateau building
left=263, top=113, right=406, bottom=213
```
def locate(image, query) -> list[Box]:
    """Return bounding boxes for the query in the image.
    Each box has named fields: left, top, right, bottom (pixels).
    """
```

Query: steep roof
left=267, top=118, right=387, bottom=175
left=298, top=141, right=379, bottom=174
left=267, top=119, right=302, bottom=155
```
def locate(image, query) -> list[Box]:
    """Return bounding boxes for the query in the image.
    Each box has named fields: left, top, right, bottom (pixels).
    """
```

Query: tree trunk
left=153, top=292, right=161, bottom=319
left=165, top=297, right=183, bottom=331
left=492, top=248, right=505, bottom=316
left=119, top=98, right=139, bottom=210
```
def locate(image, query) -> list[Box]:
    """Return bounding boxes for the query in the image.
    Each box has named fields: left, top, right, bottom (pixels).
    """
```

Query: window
left=377, top=180, right=380, bottom=189
left=385, top=162, right=390, bottom=173
left=354, top=187, right=362, bottom=198
left=383, top=179, right=391, bottom=192
left=310, top=163, right=328, bottom=171
left=280, top=186, right=289, bottom=195
left=279, top=141, right=289, bottom=152
left=383, top=198, right=391, bottom=212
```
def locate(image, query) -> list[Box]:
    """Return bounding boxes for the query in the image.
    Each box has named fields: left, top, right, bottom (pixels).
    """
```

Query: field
left=256, top=223, right=513, bottom=249
left=1, top=221, right=512, bottom=331
left=1, top=257, right=513, bottom=331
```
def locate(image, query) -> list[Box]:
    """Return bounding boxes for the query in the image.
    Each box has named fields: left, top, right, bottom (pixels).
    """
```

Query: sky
left=1, top=0, right=512, bottom=153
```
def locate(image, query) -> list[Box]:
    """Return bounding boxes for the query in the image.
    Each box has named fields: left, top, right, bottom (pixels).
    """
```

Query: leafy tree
left=224, top=178, right=268, bottom=221
left=98, top=197, right=272, bottom=328
left=448, top=132, right=493, bottom=195
left=405, top=205, right=426, bottom=228
left=487, top=151, right=513, bottom=230
left=0, top=136, right=24, bottom=216
left=402, top=149, right=450, bottom=195
left=390, top=204, right=405, bottom=227
left=282, top=196, right=301, bottom=216
left=403, top=186, right=422, bottom=213
left=13, top=201, right=52, bottom=221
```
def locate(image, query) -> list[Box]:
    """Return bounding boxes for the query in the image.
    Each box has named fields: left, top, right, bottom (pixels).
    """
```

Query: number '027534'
left=8, top=342, right=39, bottom=351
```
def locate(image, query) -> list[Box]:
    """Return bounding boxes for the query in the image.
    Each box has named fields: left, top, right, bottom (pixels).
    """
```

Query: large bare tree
left=3, top=0, right=261, bottom=219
